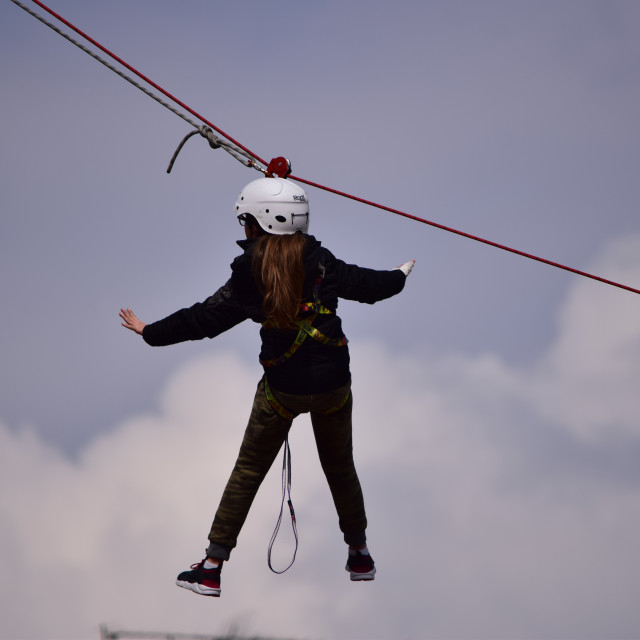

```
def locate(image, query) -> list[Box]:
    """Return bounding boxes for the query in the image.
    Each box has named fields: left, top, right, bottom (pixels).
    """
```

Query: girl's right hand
left=119, top=308, right=146, bottom=335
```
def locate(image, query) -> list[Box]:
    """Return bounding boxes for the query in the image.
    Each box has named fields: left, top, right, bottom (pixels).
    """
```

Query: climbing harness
left=260, top=263, right=347, bottom=369
left=11, top=0, right=640, bottom=296
left=264, top=377, right=351, bottom=422
left=260, top=312, right=348, bottom=369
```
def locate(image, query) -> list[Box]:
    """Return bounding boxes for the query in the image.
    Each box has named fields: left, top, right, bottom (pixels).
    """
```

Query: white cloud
left=2, top=237, right=640, bottom=640
left=531, top=235, right=640, bottom=441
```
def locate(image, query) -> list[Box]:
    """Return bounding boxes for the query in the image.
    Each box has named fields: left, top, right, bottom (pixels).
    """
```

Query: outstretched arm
left=120, top=308, right=146, bottom=336
left=124, top=280, right=249, bottom=347
left=332, top=255, right=415, bottom=304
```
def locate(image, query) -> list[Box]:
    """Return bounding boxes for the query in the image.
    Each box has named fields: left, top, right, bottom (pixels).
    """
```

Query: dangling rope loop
left=267, top=437, right=298, bottom=574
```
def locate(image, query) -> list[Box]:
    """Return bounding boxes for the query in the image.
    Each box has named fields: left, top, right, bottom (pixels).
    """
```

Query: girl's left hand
left=119, top=308, right=146, bottom=335
left=395, top=260, right=415, bottom=277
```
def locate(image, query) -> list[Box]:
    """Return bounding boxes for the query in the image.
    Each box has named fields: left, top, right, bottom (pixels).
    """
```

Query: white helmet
left=235, top=177, right=309, bottom=235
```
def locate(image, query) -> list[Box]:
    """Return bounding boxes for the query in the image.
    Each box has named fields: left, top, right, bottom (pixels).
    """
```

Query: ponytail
left=252, top=231, right=307, bottom=329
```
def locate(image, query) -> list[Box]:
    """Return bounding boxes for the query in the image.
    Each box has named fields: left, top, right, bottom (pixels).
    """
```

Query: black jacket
left=142, top=235, right=406, bottom=394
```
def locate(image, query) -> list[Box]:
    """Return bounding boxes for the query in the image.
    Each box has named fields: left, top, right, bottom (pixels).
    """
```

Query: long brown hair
left=252, top=231, right=307, bottom=329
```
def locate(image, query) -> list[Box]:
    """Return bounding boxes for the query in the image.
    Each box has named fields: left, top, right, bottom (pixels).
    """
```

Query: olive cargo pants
left=206, top=377, right=367, bottom=560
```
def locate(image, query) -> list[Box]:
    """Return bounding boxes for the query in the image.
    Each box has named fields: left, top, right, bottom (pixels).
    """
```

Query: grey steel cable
left=10, top=0, right=262, bottom=172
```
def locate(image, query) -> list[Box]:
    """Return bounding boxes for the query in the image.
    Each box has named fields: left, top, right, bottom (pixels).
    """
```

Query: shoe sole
left=176, top=579, right=221, bottom=597
left=345, top=565, right=376, bottom=581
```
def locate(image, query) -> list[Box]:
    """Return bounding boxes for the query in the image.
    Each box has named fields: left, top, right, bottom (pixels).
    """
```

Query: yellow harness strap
left=264, top=378, right=351, bottom=421
left=260, top=309, right=347, bottom=369
left=264, top=378, right=296, bottom=421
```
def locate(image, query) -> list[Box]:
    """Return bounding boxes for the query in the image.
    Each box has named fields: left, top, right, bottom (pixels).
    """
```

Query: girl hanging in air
left=120, top=177, right=414, bottom=596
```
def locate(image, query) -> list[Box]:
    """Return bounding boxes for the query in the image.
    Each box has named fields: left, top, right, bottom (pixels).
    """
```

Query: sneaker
left=176, top=559, right=222, bottom=597
left=345, top=550, right=376, bottom=581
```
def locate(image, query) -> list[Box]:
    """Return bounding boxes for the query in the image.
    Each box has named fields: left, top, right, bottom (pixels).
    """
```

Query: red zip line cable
left=290, top=175, right=640, bottom=295
left=18, top=0, right=640, bottom=297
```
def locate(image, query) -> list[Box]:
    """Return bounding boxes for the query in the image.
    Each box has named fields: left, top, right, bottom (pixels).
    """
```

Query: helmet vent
left=275, top=215, right=287, bottom=223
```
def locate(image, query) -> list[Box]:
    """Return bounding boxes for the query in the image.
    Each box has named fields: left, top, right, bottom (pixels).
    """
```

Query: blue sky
left=2, top=1, right=640, bottom=639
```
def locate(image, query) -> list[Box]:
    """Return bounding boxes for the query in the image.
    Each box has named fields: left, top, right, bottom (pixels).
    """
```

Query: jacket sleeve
left=331, top=253, right=407, bottom=304
left=142, top=279, right=248, bottom=347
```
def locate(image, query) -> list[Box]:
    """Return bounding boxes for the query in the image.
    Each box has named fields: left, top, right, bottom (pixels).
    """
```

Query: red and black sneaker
left=345, top=550, right=376, bottom=581
left=176, top=559, right=222, bottom=597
